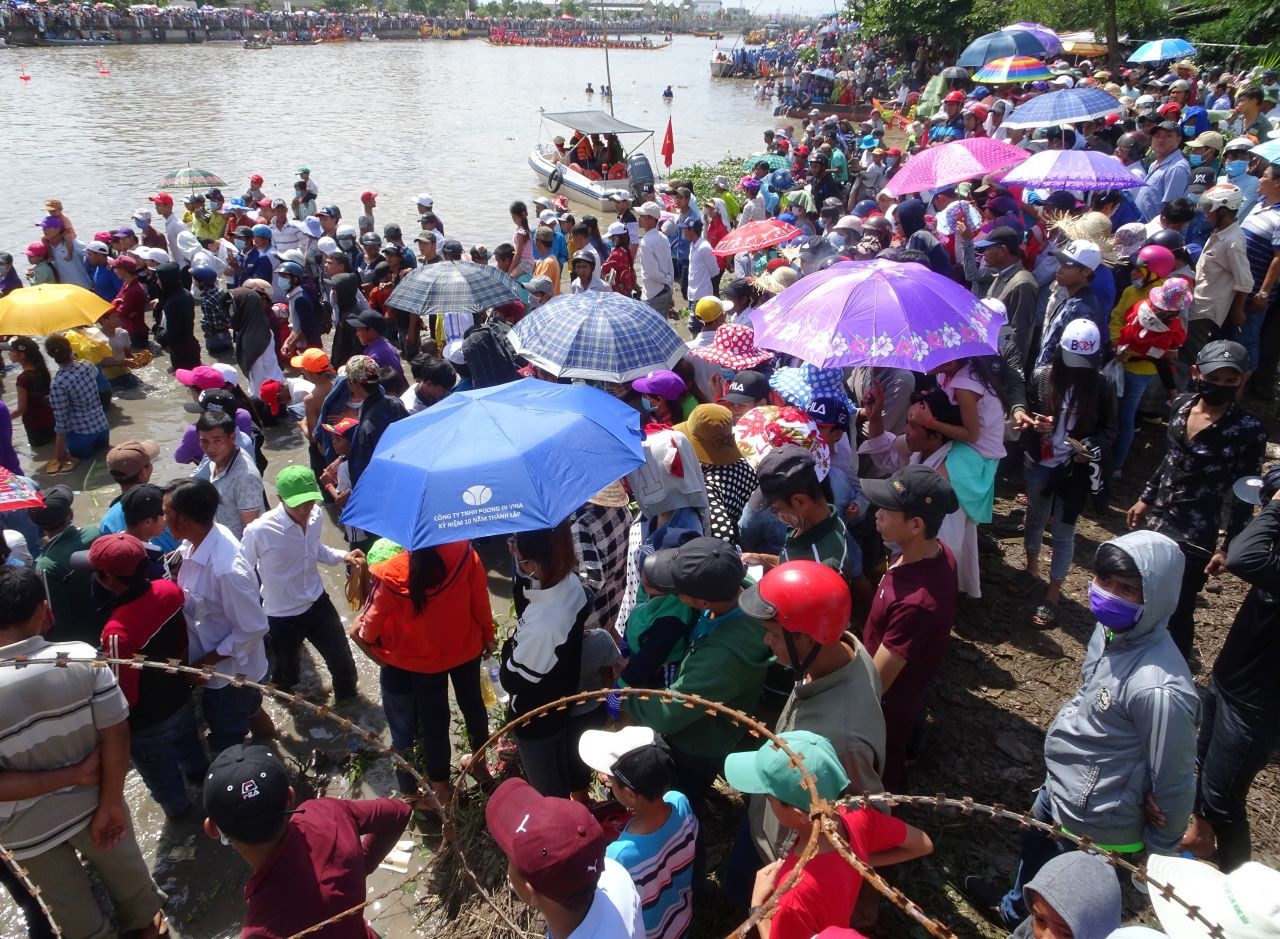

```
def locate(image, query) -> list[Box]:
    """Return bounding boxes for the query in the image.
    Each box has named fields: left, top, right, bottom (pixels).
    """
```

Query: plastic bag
left=1102, top=356, right=1126, bottom=399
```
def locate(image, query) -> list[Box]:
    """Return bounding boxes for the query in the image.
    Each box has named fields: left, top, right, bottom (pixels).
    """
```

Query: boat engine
left=626, top=153, right=654, bottom=201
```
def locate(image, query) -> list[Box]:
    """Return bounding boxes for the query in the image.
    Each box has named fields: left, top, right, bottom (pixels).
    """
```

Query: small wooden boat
left=36, top=35, right=120, bottom=46
left=243, top=37, right=271, bottom=49
left=358, top=32, right=379, bottom=42
left=693, top=30, right=724, bottom=39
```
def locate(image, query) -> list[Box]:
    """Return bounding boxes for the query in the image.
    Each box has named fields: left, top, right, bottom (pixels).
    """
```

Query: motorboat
left=710, top=48, right=734, bottom=77
left=528, top=110, right=656, bottom=212
left=359, top=32, right=379, bottom=41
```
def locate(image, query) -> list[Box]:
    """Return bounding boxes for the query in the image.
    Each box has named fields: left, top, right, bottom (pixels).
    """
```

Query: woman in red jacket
left=351, top=541, right=495, bottom=805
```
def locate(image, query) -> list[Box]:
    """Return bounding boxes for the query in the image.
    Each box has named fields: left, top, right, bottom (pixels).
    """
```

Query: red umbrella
left=0, top=468, right=44, bottom=511
left=712, top=219, right=803, bottom=257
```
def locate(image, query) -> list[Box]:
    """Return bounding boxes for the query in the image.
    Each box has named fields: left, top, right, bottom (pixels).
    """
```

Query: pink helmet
left=1135, top=244, right=1176, bottom=280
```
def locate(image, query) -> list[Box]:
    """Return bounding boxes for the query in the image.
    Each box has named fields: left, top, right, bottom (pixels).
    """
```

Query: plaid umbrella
left=712, top=219, right=803, bottom=257
left=1000, top=149, right=1147, bottom=191
left=1002, top=87, right=1125, bottom=129
left=159, top=166, right=226, bottom=189
left=385, top=261, right=522, bottom=316
left=973, top=55, right=1054, bottom=84
left=509, top=292, right=686, bottom=383
left=742, top=153, right=790, bottom=172
left=1127, top=38, right=1195, bottom=64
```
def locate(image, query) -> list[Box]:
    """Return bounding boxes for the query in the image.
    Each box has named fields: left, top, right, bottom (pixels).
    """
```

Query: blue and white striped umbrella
left=384, top=260, right=522, bottom=316
left=509, top=292, right=686, bottom=383
left=1002, top=87, right=1125, bottom=129
left=1127, top=38, right=1195, bottom=64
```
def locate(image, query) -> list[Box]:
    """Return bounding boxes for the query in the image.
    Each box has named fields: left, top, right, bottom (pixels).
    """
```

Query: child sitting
left=578, top=726, right=697, bottom=939
left=1009, top=852, right=1121, bottom=939
left=725, top=731, right=932, bottom=939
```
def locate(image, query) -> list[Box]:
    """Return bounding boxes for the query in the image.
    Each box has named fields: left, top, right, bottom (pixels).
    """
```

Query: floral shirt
left=1139, top=393, right=1266, bottom=551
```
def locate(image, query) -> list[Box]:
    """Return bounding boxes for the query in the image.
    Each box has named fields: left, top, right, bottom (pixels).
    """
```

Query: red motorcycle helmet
left=740, top=560, right=851, bottom=643
left=944, top=90, right=966, bottom=104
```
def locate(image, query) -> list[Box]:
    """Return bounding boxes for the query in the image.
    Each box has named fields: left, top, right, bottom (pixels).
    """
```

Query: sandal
left=1031, top=602, right=1059, bottom=629
left=1006, top=571, right=1039, bottom=596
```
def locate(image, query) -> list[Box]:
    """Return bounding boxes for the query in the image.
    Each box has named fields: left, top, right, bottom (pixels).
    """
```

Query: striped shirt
left=0, top=636, right=128, bottom=860
left=1240, top=200, right=1280, bottom=291
left=605, top=792, right=697, bottom=939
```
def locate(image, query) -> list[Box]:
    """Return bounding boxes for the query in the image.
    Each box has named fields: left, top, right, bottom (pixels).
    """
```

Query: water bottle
left=483, top=655, right=508, bottom=705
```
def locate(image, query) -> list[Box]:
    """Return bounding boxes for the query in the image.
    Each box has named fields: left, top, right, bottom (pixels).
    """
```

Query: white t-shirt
left=564, top=857, right=645, bottom=939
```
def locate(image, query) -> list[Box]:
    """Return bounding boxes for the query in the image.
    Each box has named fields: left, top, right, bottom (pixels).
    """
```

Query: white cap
left=1225, top=136, right=1256, bottom=154
left=86, top=241, right=110, bottom=255
left=1053, top=239, right=1103, bottom=272
left=278, top=248, right=306, bottom=265
left=538, top=209, right=558, bottom=224
left=606, top=221, right=628, bottom=236
left=1134, top=94, right=1157, bottom=109
left=532, top=196, right=555, bottom=210
left=131, top=208, right=152, bottom=223
left=132, top=246, right=169, bottom=264
left=415, top=192, right=433, bottom=207
left=443, top=339, right=466, bottom=365
left=636, top=202, right=662, bottom=219
left=1052, top=75, right=1075, bottom=88
left=577, top=726, right=657, bottom=777
left=980, top=297, right=1008, bottom=319
left=1146, top=855, right=1280, bottom=939
left=610, top=189, right=632, bottom=202
left=317, top=236, right=338, bottom=256
left=1059, top=317, right=1102, bottom=366
left=211, top=363, right=239, bottom=386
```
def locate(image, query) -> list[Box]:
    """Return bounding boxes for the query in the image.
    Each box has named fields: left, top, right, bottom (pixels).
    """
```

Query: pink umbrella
left=711, top=219, right=803, bottom=257
left=884, top=138, right=1029, bottom=197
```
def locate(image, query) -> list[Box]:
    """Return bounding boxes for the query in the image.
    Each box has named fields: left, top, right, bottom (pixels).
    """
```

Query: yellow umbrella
left=0, top=284, right=110, bottom=335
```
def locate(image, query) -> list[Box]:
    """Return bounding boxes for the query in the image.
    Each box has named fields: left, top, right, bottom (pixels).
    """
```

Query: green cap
left=723, top=730, right=849, bottom=810
left=296, top=166, right=311, bottom=175
left=366, top=538, right=405, bottom=567
left=275, top=465, right=323, bottom=508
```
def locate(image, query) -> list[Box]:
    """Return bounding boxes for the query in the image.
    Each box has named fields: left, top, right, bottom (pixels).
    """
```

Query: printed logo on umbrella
left=462, top=485, right=494, bottom=506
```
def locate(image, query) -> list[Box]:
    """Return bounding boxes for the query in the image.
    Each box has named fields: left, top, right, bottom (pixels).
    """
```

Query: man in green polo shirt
left=29, top=485, right=105, bottom=645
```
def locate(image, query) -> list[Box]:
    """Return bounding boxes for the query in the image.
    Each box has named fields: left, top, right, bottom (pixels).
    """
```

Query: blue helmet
left=852, top=199, right=877, bottom=218
left=251, top=224, right=272, bottom=239
left=276, top=260, right=304, bottom=279
left=191, top=263, right=218, bottom=283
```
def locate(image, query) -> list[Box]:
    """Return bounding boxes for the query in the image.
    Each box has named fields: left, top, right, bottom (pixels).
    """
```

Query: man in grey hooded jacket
left=965, top=529, right=1201, bottom=927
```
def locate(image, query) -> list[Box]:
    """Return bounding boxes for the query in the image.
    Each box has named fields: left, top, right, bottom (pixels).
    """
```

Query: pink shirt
left=940, top=363, right=1005, bottom=460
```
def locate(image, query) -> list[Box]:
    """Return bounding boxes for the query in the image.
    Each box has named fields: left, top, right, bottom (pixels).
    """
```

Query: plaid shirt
left=199, top=285, right=231, bottom=333
left=49, top=360, right=109, bottom=437
left=572, top=503, right=633, bottom=635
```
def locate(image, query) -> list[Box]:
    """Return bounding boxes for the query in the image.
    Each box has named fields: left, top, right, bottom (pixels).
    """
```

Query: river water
left=4, top=35, right=771, bottom=254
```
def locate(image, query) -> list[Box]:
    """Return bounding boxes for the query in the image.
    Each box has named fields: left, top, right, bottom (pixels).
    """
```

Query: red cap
left=249, top=173, right=264, bottom=185
left=87, top=532, right=147, bottom=578
left=148, top=192, right=173, bottom=207
left=256, top=197, right=273, bottom=209
left=1104, top=113, right=1120, bottom=127
left=360, top=190, right=377, bottom=201
left=25, top=241, right=49, bottom=258
left=484, top=779, right=606, bottom=905
left=108, top=254, right=139, bottom=272
left=1158, top=102, right=1182, bottom=118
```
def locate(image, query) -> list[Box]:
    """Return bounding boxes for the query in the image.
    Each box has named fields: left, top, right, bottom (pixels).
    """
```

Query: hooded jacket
left=355, top=543, right=494, bottom=675
left=895, top=199, right=953, bottom=277
left=156, top=262, right=200, bottom=369
left=230, top=286, right=272, bottom=378
left=1042, top=530, right=1200, bottom=854
left=328, top=273, right=363, bottom=367
left=1009, top=852, right=1121, bottom=939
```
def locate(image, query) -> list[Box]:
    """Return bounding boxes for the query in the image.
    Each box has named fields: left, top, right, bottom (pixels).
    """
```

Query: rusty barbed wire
left=0, top=654, right=1233, bottom=939
left=0, top=841, right=62, bottom=938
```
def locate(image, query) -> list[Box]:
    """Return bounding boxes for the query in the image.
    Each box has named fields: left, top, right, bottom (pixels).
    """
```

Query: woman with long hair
left=601, top=223, right=635, bottom=296
left=581, top=214, right=609, bottom=260
left=509, top=201, right=535, bottom=277
left=501, top=521, right=590, bottom=797
left=352, top=540, right=495, bottom=806
left=7, top=336, right=55, bottom=447
left=1014, top=319, right=1117, bottom=627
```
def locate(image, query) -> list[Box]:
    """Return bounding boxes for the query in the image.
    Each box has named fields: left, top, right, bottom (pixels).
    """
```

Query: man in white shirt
left=239, top=467, right=360, bottom=703
left=268, top=199, right=305, bottom=255
left=149, top=191, right=189, bottom=264
left=190, top=410, right=264, bottom=539
left=636, top=202, right=674, bottom=318
left=164, top=478, right=269, bottom=753
left=1188, top=183, right=1254, bottom=361
left=400, top=353, right=457, bottom=415
left=682, top=217, right=718, bottom=309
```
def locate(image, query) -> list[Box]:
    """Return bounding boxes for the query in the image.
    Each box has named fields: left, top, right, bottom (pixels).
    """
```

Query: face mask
left=828, top=233, right=847, bottom=249
left=133, top=220, right=146, bottom=230
left=1182, top=126, right=1196, bottom=138
left=275, top=276, right=291, bottom=291
left=1088, top=582, right=1144, bottom=631
left=1188, top=153, right=1203, bottom=167
left=886, top=158, right=896, bottom=167
left=1196, top=378, right=1238, bottom=406
left=1225, top=160, right=1248, bottom=177
left=640, top=397, right=656, bottom=414
left=234, top=238, right=247, bottom=250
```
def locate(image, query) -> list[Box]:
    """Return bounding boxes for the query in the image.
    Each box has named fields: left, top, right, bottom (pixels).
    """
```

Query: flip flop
left=1031, top=602, right=1059, bottom=629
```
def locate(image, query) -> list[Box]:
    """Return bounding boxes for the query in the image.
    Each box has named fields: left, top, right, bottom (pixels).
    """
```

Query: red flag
left=661, top=117, right=675, bottom=169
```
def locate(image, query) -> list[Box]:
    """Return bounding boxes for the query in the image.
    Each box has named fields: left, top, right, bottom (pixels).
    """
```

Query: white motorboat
left=528, top=110, right=656, bottom=212
left=710, top=48, right=734, bottom=77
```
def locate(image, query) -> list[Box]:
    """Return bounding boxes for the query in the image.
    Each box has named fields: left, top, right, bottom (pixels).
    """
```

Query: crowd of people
left=1, top=30, right=1280, bottom=939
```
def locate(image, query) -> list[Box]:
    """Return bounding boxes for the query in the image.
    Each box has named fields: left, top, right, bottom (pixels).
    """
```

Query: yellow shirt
left=534, top=256, right=562, bottom=296
left=1110, top=283, right=1156, bottom=375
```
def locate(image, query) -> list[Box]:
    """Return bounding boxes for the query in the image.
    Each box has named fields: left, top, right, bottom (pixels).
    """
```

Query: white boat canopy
left=541, top=111, right=651, bottom=135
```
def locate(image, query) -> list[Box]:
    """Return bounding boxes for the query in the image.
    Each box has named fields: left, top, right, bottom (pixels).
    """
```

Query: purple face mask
left=1089, top=582, right=1144, bottom=631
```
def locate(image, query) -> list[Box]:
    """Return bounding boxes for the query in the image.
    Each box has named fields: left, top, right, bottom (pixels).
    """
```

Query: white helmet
left=1134, top=94, right=1157, bottom=110
left=1199, top=183, right=1243, bottom=213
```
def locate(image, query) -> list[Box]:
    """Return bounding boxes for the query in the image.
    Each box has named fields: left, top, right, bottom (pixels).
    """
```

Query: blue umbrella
left=1250, top=138, right=1280, bottom=163
left=1001, top=87, right=1125, bottom=129
left=957, top=30, right=1048, bottom=68
left=1127, top=38, right=1195, bottom=64
left=509, top=292, right=686, bottom=383
left=340, top=378, right=643, bottom=548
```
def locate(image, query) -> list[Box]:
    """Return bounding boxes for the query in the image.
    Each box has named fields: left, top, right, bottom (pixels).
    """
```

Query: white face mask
left=1137, top=304, right=1170, bottom=333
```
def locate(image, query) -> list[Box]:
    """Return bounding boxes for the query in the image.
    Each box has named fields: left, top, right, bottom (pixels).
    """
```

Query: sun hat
left=756, top=266, right=799, bottom=294
left=1148, top=276, right=1194, bottom=313
left=1145, top=854, right=1280, bottom=939
left=1049, top=212, right=1118, bottom=264
left=175, top=365, right=226, bottom=391
left=689, top=323, right=773, bottom=372
left=587, top=481, right=631, bottom=508
left=733, top=405, right=830, bottom=481
left=674, top=404, right=741, bottom=466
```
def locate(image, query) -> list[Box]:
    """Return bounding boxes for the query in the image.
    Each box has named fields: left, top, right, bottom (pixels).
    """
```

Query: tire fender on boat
left=548, top=167, right=564, bottom=193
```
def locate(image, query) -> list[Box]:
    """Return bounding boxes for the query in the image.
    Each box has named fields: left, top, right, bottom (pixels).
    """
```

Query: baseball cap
left=346, top=309, right=388, bottom=331
left=805, top=397, right=849, bottom=432
left=642, top=535, right=744, bottom=602
left=673, top=404, right=740, bottom=466
left=74, top=532, right=148, bottom=579
left=296, top=166, right=311, bottom=175
left=148, top=192, right=173, bottom=207
left=120, top=484, right=165, bottom=527
left=610, top=190, right=632, bottom=202
left=526, top=275, right=554, bottom=295
left=24, top=242, right=48, bottom=259
left=724, top=731, right=850, bottom=810
left=290, top=348, right=334, bottom=373
left=359, top=190, right=377, bottom=201
left=108, top=254, right=139, bottom=272
left=344, top=354, right=380, bottom=384
left=484, top=778, right=607, bottom=906
left=1153, top=119, right=1182, bottom=135
left=175, top=365, right=226, bottom=391
left=606, top=221, right=628, bottom=237
left=28, top=485, right=74, bottom=530
left=37, top=216, right=64, bottom=230
left=275, top=466, right=324, bottom=508
left=1189, top=131, right=1225, bottom=151
left=973, top=226, right=1022, bottom=252
left=636, top=202, right=662, bottom=219
left=1059, top=318, right=1103, bottom=367
left=863, top=464, right=959, bottom=527
left=577, top=726, right=673, bottom=796
left=415, top=192, right=434, bottom=207
left=753, top=444, right=821, bottom=510
left=1196, top=339, right=1248, bottom=375
left=270, top=198, right=288, bottom=210
left=1145, top=854, right=1280, bottom=939
left=106, top=439, right=159, bottom=480
left=322, top=416, right=359, bottom=437
left=724, top=370, right=771, bottom=404
left=631, top=369, right=686, bottom=401
left=694, top=296, right=733, bottom=323
left=85, top=240, right=110, bottom=256
left=1052, top=239, right=1103, bottom=271
left=204, top=744, right=294, bottom=843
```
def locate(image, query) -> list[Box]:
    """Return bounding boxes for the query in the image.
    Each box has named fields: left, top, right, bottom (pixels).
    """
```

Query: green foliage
left=1186, top=0, right=1280, bottom=54
left=852, top=0, right=967, bottom=48
left=668, top=155, right=745, bottom=204
left=560, top=0, right=583, bottom=15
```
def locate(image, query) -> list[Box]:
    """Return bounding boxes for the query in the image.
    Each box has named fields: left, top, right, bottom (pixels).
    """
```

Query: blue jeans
left=130, top=700, right=208, bottom=817
left=379, top=659, right=489, bottom=788
left=1112, top=371, right=1157, bottom=472
left=1023, top=463, right=1077, bottom=585
left=737, top=501, right=787, bottom=555
left=64, top=429, right=109, bottom=458
left=1000, top=788, right=1071, bottom=923
left=201, top=684, right=262, bottom=754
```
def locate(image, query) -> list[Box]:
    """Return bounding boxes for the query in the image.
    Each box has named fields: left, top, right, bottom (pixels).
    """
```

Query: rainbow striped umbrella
left=973, top=55, right=1053, bottom=84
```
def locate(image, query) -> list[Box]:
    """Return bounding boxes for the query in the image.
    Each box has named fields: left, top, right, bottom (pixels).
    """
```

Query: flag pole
left=600, top=0, right=615, bottom=117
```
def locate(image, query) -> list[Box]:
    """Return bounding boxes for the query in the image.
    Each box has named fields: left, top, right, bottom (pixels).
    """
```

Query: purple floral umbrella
left=999, top=149, right=1148, bottom=191
left=747, top=259, right=1004, bottom=371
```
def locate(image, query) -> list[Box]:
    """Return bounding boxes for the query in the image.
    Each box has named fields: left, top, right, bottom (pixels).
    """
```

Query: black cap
left=641, top=535, right=744, bottom=602
left=204, top=745, right=292, bottom=843
left=973, top=225, right=1022, bottom=252
left=862, top=464, right=959, bottom=527
left=441, top=239, right=464, bottom=258
left=751, top=444, right=820, bottom=510
left=347, top=309, right=387, bottom=330
left=28, top=485, right=73, bottom=530
left=805, top=397, right=849, bottom=432
left=1196, top=339, right=1248, bottom=374
left=1153, top=120, right=1182, bottom=134
left=724, top=370, right=771, bottom=404
left=610, top=736, right=674, bottom=796
left=121, top=483, right=165, bottom=526
left=723, top=277, right=753, bottom=299
left=183, top=388, right=238, bottom=415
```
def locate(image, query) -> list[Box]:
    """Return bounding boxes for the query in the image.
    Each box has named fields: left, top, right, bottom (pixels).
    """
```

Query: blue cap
left=970, top=85, right=990, bottom=98
left=769, top=170, right=795, bottom=191
left=251, top=224, right=272, bottom=238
